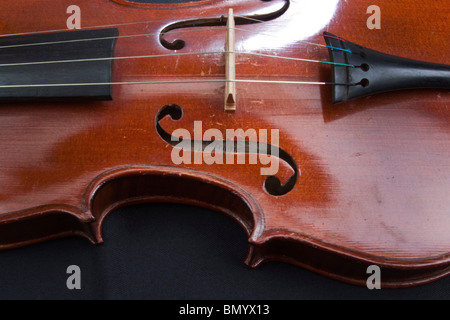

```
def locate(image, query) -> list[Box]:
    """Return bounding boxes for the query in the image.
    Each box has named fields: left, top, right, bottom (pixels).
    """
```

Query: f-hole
left=159, top=0, right=290, bottom=50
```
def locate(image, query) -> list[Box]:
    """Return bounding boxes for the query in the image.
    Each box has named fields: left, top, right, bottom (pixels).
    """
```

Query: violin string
left=0, top=51, right=224, bottom=67
left=0, top=50, right=356, bottom=87
left=235, top=27, right=351, bottom=54
left=0, top=32, right=153, bottom=50
left=0, top=20, right=164, bottom=38
left=239, top=51, right=353, bottom=67
left=0, top=78, right=352, bottom=89
left=0, top=49, right=354, bottom=68
left=233, top=15, right=352, bottom=54
left=0, top=11, right=356, bottom=86
left=0, top=27, right=223, bottom=50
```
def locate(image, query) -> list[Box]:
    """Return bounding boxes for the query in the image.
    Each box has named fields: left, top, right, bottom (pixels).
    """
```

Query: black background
left=0, top=0, right=449, bottom=301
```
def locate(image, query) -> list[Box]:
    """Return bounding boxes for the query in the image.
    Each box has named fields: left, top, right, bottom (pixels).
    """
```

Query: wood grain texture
left=0, top=0, right=448, bottom=287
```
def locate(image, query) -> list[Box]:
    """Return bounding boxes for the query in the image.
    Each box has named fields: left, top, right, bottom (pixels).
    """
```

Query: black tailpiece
left=324, top=32, right=450, bottom=103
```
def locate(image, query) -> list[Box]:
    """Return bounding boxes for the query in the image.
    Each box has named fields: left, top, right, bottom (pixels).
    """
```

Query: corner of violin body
left=0, top=205, right=99, bottom=250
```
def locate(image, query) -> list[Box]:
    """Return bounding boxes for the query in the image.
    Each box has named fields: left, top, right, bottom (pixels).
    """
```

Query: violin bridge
left=224, top=8, right=236, bottom=112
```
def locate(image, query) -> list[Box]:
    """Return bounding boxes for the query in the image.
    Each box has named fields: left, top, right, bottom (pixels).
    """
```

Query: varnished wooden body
left=0, top=0, right=449, bottom=287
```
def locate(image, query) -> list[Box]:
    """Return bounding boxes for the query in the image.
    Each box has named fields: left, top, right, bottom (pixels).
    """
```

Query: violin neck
left=0, top=28, right=118, bottom=101
left=324, top=32, right=450, bottom=103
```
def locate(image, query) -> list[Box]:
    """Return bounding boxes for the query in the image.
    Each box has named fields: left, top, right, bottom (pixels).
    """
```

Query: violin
left=0, top=0, right=449, bottom=289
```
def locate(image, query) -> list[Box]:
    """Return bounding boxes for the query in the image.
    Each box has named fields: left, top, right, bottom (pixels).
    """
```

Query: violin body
left=0, top=0, right=449, bottom=288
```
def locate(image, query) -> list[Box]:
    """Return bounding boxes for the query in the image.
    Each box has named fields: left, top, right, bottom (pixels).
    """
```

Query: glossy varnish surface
left=0, top=0, right=449, bottom=287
